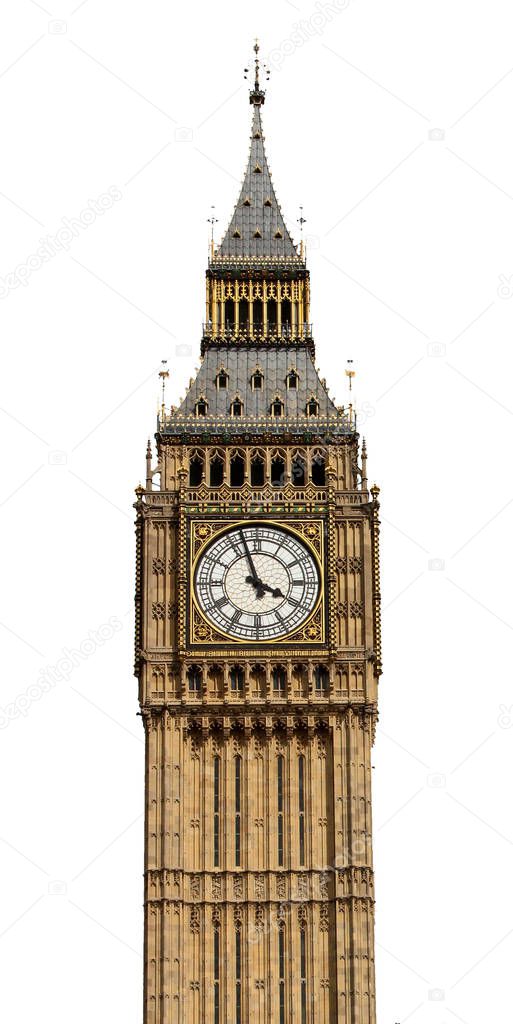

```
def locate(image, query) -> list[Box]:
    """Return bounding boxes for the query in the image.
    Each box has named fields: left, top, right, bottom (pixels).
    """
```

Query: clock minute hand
left=239, top=531, right=261, bottom=585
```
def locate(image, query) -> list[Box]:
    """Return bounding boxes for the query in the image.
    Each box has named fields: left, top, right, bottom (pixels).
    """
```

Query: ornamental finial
left=244, top=38, right=269, bottom=105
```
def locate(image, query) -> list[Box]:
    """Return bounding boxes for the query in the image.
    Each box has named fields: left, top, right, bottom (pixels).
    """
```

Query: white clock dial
left=194, top=524, right=320, bottom=641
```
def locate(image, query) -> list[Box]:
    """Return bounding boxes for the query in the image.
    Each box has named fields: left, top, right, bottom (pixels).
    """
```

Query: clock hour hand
left=256, top=581, right=284, bottom=599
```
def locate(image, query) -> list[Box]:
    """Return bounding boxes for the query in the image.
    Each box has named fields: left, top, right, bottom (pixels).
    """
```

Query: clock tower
left=135, top=43, right=382, bottom=1024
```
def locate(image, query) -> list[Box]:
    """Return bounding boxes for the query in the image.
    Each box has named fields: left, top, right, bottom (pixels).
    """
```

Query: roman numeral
left=231, top=609, right=242, bottom=623
left=215, top=597, right=229, bottom=609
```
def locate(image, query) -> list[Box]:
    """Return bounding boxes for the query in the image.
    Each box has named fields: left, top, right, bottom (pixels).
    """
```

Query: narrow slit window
left=277, top=754, right=284, bottom=867
left=213, top=755, right=220, bottom=868
left=214, top=929, right=220, bottom=1024
left=279, top=927, right=285, bottom=1024
left=235, top=929, right=242, bottom=1024
left=235, top=755, right=241, bottom=867
left=298, top=755, right=305, bottom=866
left=300, top=929, right=307, bottom=1024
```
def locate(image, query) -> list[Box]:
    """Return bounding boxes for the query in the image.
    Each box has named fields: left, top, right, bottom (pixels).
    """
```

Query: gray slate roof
left=172, top=346, right=338, bottom=423
left=216, top=104, right=300, bottom=261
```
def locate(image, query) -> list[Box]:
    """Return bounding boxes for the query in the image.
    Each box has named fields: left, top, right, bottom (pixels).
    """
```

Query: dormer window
left=253, top=164, right=262, bottom=174
left=231, top=397, right=243, bottom=417
left=216, top=369, right=229, bottom=389
left=271, top=398, right=284, bottom=418
left=251, top=370, right=263, bottom=390
left=195, top=397, right=208, bottom=417
left=242, top=197, right=251, bottom=206
left=264, top=198, right=272, bottom=207
left=286, top=370, right=298, bottom=390
left=232, top=229, right=241, bottom=238
left=253, top=229, right=262, bottom=238
left=306, top=398, right=319, bottom=417
left=274, top=229, right=283, bottom=239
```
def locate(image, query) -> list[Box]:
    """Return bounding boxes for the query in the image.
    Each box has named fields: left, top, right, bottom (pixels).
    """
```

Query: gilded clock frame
left=188, top=517, right=326, bottom=648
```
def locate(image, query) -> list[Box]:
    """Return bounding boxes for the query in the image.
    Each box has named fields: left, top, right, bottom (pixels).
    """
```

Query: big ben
left=135, top=41, right=382, bottom=1024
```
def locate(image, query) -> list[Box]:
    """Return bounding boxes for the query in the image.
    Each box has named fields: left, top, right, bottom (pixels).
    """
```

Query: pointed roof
left=215, top=46, right=301, bottom=263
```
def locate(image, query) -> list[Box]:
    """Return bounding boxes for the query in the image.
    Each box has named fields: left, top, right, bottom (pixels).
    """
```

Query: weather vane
left=297, top=205, right=307, bottom=238
left=207, top=205, right=218, bottom=244
left=345, top=358, right=355, bottom=392
left=244, top=39, right=270, bottom=95
left=159, top=359, right=169, bottom=417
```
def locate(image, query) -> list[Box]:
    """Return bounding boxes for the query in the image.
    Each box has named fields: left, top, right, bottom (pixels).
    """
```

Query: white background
left=1, top=1, right=512, bottom=1022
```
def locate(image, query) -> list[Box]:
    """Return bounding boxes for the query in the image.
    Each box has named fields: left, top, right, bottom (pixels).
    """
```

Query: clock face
left=194, top=523, right=320, bottom=642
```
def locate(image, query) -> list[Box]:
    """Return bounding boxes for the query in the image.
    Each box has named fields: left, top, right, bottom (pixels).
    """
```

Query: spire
left=215, top=42, right=300, bottom=262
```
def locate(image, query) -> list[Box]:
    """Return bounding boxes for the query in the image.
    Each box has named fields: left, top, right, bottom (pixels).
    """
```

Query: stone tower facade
left=135, top=44, right=382, bottom=1024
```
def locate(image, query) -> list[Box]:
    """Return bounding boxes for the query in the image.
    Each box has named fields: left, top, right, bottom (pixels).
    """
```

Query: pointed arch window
left=210, top=452, right=224, bottom=487
left=271, top=397, right=284, bottom=418
left=291, top=451, right=306, bottom=486
left=314, top=664, right=329, bottom=694
left=272, top=665, right=286, bottom=693
left=187, top=665, right=202, bottom=692
left=189, top=451, right=203, bottom=487
left=251, top=369, right=264, bottom=390
left=216, top=369, right=229, bottom=389
left=230, top=451, right=245, bottom=487
left=195, top=397, right=208, bottom=417
left=251, top=450, right=265, bottom=487
left=306, top=397, right=319, bottom=417
left=311, top=450, right=326, bottom=487
left=230, top=665, right=244, bottom=692
left=271, top=452, right=285, bottom=487
left=286, top=370, right=299, bottom=390
left=230, top=397, right=243, bottom=417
